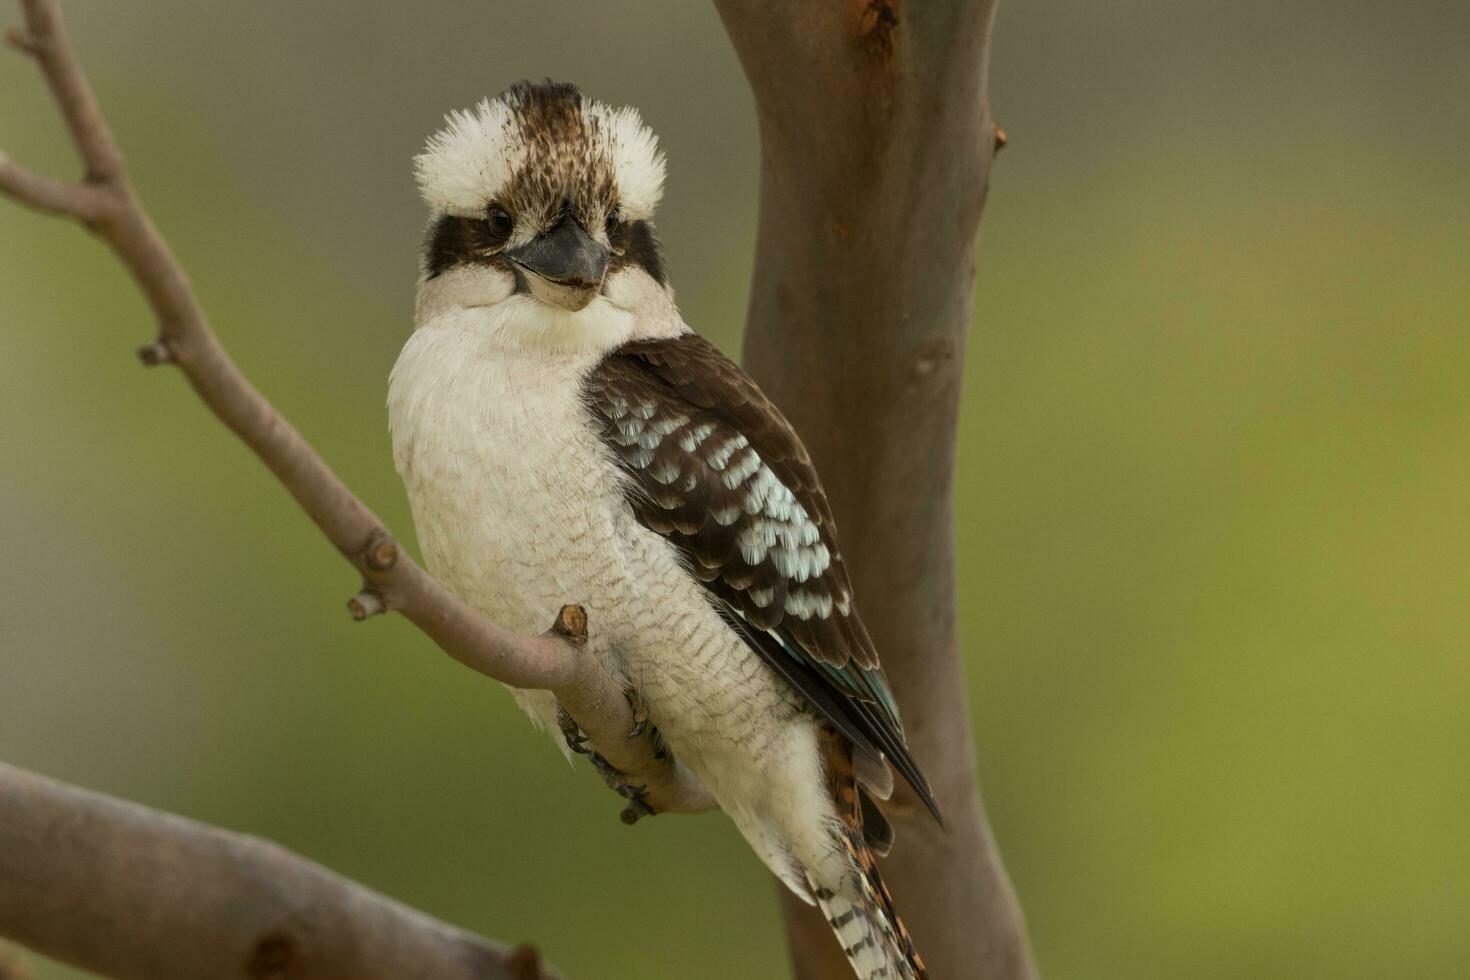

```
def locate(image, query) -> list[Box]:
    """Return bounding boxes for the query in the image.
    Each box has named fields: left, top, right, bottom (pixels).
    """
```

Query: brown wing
left=584, top=332, right=938, bottom=821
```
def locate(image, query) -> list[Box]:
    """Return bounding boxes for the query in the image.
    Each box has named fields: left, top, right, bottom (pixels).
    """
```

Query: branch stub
left=346, top=589, right=386, bottom=621
left=136, top=339, right=173, bottom=366
left=550, top=604, right=588, bottom=643
left=364, top=532, right=399, bottom=572
left=4, top=28, right=45, bottom=57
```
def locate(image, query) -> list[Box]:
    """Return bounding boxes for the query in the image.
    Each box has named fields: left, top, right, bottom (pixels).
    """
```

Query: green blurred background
left=3, top=2, right=1467, bottom=977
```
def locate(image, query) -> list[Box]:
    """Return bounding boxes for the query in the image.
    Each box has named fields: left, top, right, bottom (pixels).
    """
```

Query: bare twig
left=0, top=762, right=560, bottom=980
left=716, top=0, right=1036, bottom=977
left=0, top=0, right=709, bottom=822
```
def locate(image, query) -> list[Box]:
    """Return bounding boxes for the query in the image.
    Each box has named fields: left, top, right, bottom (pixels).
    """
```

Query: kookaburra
left=390, top=81, right=940, bottom=980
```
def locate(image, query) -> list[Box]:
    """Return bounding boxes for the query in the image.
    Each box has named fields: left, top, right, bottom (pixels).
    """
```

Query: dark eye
left=485, top=205, right=514, bottom=243
left=605, top=208, right=626, bottom=251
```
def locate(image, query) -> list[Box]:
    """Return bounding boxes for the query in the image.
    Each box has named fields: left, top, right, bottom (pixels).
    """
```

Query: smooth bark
left=0, top=763, right=555, bottom=980
left=714, top=1, right=1037, bottom=976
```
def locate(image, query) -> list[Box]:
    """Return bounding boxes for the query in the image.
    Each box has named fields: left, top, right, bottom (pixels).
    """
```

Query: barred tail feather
left=809, top=724, right=928, bottom=980
left=809, top=830, right=927, bottom=980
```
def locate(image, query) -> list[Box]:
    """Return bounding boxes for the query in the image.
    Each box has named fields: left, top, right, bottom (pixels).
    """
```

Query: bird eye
left=605, top=208, right=626, bottom=253
left=485, top=205, right=514, bottom=243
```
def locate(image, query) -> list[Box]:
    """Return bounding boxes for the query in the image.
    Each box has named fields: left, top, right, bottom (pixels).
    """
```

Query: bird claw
left=556, top=706, right=591, bottom=755
left=592, top=754, right=658, bottom=821
left=624, top=688, right=651, bottom=738
left=588, top=751, right=621, bottom=782
left=558, top=703, right=661, bottom=824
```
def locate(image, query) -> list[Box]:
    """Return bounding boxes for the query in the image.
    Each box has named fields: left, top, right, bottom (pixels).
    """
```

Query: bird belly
left=389, top=314, right=635, bottom=734
left=590, top=518, right=841, bottom=893
left=389, top=312, right=836, bottom=887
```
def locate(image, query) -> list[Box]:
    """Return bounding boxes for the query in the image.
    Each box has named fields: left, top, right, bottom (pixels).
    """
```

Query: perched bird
left=390, top=80, right=940, bottom=980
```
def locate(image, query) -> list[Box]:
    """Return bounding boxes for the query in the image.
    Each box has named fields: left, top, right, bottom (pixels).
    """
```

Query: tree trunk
left=714, top=1, right=1037, bottom=977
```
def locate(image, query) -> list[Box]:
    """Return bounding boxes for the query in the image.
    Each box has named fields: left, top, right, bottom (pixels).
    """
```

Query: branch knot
left=362, top=532, right=399, bottom=572
left=550, top=604, right=588, bottom=645
left=136, top=339, right=173, bottom=366
left=346, top=589, right=386, bottom=621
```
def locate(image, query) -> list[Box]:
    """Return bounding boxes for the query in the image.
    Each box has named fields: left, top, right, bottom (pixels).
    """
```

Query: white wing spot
left=748, top=585, right=776, bottom=607
left=742, top=468, right=777, bottom=515
left=770, top=546, right=799, bottom=579
left=650, top=413, right=687, bottom=436
left=721, top=449, right=762, bottom=489
left=706, top=434, right=749, bottom=471
left=679, top=421, right=716, bottom=452
left=648, top=459, right=681, bottom=484
left=785, top=590, right=834, bottom=620
left=738, top=521, right=780, bottom=564
left=614, top=416, right=646, bottom=446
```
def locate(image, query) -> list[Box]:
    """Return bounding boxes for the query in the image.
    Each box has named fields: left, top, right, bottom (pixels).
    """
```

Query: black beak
left=506, top=217, right=609, bottom=311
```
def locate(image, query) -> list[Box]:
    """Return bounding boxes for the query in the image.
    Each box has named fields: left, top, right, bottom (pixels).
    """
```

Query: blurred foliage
left=1, top=2, right=1466, bottom=978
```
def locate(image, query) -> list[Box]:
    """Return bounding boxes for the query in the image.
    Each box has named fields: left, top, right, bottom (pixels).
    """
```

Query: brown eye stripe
left=607, top=219, right=666, bottom=285
left=423, top=213, right=513, bottom=280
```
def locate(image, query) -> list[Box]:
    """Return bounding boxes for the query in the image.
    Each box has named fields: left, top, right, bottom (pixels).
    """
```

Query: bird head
left=414, top=80, right=667, bottom=316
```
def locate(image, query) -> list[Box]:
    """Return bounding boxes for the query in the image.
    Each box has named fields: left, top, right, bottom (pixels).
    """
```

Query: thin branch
left=0, top=762, right=557, bottom=980
left=0, top=150, right=108, bottom=219
left=0, top=0, right=709, bottom=821
left=10, top=2, right=119, bottom=181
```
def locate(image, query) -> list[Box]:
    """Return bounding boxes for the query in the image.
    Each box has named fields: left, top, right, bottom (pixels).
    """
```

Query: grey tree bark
left=714, top=2, right=1037, bottom=977
left=0, top=763, right=555, bottom=980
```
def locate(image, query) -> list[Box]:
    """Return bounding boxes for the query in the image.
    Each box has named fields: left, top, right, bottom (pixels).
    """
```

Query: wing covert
left=584, top=332, right=939, bottom=821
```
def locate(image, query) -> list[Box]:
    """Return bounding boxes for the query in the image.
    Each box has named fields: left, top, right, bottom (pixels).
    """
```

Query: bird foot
left=624, top=687, right=651, bottom=738
left=556, top=706, right=591, bottom=755
left=557, top=704, right=659, bottom=823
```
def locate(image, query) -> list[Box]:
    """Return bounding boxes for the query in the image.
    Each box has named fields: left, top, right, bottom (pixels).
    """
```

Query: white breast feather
left=388, top=296, right=841, bottom=909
